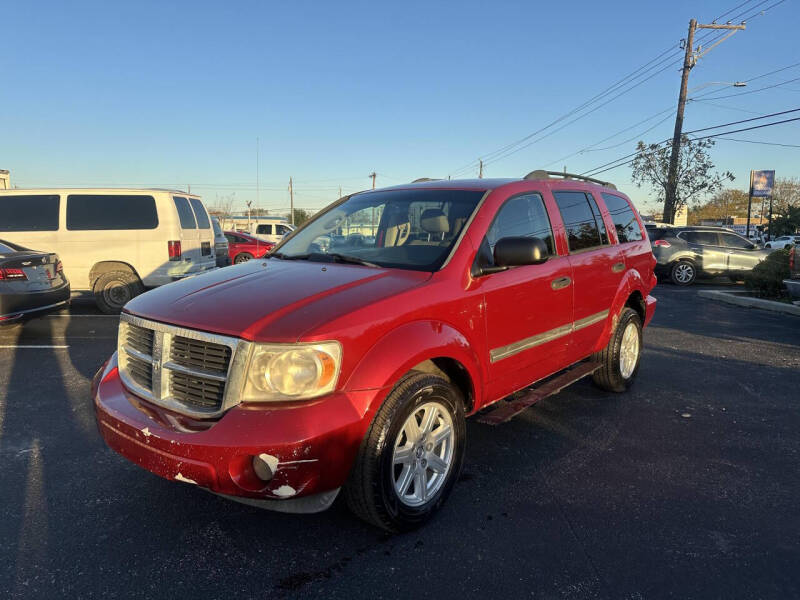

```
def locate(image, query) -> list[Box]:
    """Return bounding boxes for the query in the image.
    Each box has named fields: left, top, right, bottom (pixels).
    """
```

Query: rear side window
left=276, top=224, right=292, bottom=235
left=0, top=195, right=60, bottom=231
left=602, top=193, right=643, bottom=243
left=486, top=193, right=555, bottom=255
left=679, top=231, right=719, bottom=246
left=173, top=196, right=196, bottom=229
left=256, top=224, right=272, bottom=235
left=553, top=191, right=607, bottom=252
left=67, top=195, right=158, bottom=230
left=189, top=198, right=210, bottom=229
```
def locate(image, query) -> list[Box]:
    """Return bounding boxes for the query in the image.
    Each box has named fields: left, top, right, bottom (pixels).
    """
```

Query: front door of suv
left=719, top=232, right=763, bottom=273
left=478, top=192, right=574, bottom=400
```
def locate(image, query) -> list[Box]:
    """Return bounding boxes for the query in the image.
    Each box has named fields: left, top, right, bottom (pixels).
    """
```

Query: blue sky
left=2, top=0, right=798, bottom=214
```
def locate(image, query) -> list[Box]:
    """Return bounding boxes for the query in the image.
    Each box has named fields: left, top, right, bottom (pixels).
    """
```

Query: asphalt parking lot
left=1, top=284, right=799, bottom=599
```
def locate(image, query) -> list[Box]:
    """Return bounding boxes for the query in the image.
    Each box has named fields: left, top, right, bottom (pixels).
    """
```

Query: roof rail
left=411, top=177, right=442, bottom=183
left=523, top=170, right=617, bottom=190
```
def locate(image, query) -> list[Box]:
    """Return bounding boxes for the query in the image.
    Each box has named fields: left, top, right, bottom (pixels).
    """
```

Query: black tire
left=592, top=307, right=643, bottom=393
left=234, top=252, right=253, bottom=264
left=670, top=260, right=697, bottom=286
left=93, top=270, right=144, bottom=314
left=765, top=244, right=772, bottom=249
left=344, top=373, right=466, bottom=532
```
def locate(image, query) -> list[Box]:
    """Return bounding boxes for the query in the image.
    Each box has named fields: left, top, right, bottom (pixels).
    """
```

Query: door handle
left=551, top=276, right=571, bottom=290
left=611, top=262, right=625, bottom=273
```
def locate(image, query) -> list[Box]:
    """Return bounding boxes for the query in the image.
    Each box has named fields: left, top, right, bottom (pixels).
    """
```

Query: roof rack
left=411, top=177, right=442, bottom=183
left=523, top=170, right=617, bottom=190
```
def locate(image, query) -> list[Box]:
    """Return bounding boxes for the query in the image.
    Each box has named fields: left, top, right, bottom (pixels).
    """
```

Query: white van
left=251, top=219, right=295, bottom=244
left=0, top=189, right=216, bottom=313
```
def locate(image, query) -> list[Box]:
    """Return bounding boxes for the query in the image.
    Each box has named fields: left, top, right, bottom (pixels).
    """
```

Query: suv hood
left=124, top=259, right=431, bottom=341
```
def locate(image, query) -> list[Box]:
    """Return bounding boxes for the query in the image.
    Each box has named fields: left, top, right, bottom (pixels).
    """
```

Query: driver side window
left=486, top=193, right=555, bottom=255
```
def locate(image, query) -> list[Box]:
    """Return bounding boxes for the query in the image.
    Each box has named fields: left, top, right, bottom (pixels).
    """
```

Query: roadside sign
left=751, top=170, right=775, bottom=197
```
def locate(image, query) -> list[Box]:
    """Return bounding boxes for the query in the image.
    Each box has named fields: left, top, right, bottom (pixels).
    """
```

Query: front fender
left=342, top=320, right=483, bottom=411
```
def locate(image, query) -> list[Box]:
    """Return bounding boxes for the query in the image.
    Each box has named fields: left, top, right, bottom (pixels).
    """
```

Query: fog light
left=252, top=453, right=278, bottom=481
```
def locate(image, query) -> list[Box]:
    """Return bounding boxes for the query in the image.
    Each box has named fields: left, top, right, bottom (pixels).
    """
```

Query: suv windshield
left=275, top=189, right=484, bottom=271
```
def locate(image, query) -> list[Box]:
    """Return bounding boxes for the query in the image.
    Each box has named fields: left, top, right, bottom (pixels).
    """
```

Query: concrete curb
left=697, top=290, right=800, bottom=317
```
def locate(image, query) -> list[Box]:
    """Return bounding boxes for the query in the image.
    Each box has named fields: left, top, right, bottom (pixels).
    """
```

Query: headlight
left=241, top=341, right=342, bottom=402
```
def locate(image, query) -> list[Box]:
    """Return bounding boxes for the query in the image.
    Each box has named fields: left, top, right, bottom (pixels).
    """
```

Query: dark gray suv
left=650, top=226, right=772, bottom=285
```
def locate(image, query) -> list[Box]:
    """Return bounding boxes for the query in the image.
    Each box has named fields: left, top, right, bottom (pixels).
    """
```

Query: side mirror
left=494, top=236, right=549, bottom=267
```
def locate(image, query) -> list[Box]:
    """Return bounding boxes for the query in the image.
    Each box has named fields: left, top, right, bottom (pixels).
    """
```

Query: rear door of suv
left=551, top=190, right=624, bottom=360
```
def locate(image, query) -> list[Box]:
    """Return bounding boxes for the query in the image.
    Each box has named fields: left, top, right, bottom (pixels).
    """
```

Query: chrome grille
left=117, top=314, right=251, bottom=418
left=170, top=336, right=231, bottom=373
left=125, top=324, right=154, bottom=357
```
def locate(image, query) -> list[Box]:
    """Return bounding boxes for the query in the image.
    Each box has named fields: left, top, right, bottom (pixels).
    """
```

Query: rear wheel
left=344, top=373, right=465, bottom=532
left=592, top=307, right=642, bottom=393
left=93, top=270, right=144, bottom=314
left=670, top=260, right=696, bottom=286
left=234, top=252, right=253, bottom=264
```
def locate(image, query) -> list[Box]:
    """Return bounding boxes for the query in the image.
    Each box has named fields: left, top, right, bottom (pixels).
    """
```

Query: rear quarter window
left=602, top=193, right=643, bottom=243
left=189, top=198, right=211, bottom=229
left=67, top=195, right=158, bottom=230
left=0, top=195, right=60, bottom=231
left=173, top=197, right=197, bottom=229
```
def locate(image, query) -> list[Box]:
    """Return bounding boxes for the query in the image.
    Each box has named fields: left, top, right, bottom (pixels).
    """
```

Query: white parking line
left=0, top=345, right=70, bottom=349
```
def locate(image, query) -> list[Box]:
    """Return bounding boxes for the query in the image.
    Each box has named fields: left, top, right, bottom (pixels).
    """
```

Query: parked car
left=650, top=226, right=772, bottom=285
left=252, top=219, right=295, bottom=244
left=93, top=171, right=656, bottom=531
left=0, top=189, right=217, bottom=313
left=765, top=235, right=800, bottom=249
left=210, top=217, right=230, bottom=267
left=785, top=245, right=800, bottom=300
left=0, top=239, right=70, bottom=324
left=224, top=231, right=275, bottom=263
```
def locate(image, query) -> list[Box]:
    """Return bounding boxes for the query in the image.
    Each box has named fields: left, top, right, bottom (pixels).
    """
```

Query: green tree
left=770, top=206, right=800, bottom=237
left=288, top=208, right=311, bottom=226
left=630, top=136, right=734, bottom=224
left=688, top=188, right=749, bottom=225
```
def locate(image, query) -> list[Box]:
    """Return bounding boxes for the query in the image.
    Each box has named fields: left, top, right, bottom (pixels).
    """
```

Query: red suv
left=93, top=172, right=656, bottom=531
left=224, top=231, right=275, bottom=264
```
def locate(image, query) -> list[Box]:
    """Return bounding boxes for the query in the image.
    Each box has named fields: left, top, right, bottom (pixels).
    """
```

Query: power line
left=716, top=136, right=800, bottom=148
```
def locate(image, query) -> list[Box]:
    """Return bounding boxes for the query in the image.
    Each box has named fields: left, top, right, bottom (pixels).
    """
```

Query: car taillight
left=653, top=239, right=671, bottom=247
left=55, top=260, right=63, bottom=274
left=168, top=240, right=182, bottom=261
left=0, top=268, right=27, bottom=280
left=790, top=246, right=796, bottom=271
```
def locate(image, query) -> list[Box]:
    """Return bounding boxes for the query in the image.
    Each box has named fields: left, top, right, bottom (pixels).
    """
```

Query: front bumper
left=92, top=353, right=383, bottom=510
left=0, top=282, right=71, bottom=321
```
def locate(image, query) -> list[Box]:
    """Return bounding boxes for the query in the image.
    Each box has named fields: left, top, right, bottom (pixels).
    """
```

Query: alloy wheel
left=392, top=401, right=455, bottom=507
left=619, top=321, right=640, bottom=379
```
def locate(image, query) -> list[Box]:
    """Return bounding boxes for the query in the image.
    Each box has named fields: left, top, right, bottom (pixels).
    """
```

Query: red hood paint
left=124, top=259, right=431, bottom=342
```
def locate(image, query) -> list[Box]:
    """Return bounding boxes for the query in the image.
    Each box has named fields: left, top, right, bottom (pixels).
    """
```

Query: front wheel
left=592, top=307, right=643, bottom=393
left=234, top=252, right=254, bottom=264
left=344, top=373, right=465, bottom=532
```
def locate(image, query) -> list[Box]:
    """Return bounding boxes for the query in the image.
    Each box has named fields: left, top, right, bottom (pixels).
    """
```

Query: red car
left=93, top=172, right=656, bottom=531
left=224, top=231, right=275, bottom=264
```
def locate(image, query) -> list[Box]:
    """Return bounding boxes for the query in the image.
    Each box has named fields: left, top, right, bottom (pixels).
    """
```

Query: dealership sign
left=750, top=170, right=775, bottom=198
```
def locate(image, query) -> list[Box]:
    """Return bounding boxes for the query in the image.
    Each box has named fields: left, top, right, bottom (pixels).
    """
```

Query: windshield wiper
left=324, top=253, right=380, bottom=268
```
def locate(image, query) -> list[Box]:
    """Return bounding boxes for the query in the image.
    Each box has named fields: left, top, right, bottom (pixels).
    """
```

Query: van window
left=256, top=224, right=272, bottom=235
left=486, top=193, right=554, bottom=255
left=0, top=195, right=60, bottom=231
left=66, top=195, right=158, bottom=230
left=173, top=197, right=196, bottom=229
left=189, top=198, right=211, bottom=229
left=602, top=193, right=643, bottom=243
left=552, top=191, right=607, bottom=252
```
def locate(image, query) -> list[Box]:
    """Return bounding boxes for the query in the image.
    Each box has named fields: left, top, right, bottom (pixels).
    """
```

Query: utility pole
left=288, top=177, right=294, bottom=225
left=339, top=186, right=342, bottom=199
left=368, top=172, right=377, bottom=235
left=478, top=160, right=483, bottom=179
left=246, top=200, right=253, bottom=232
left=664, top=19, right=745, bottom=224
left=256, top=137, right=260, bottom=210
left=369, top=172, right=376, bottom=189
